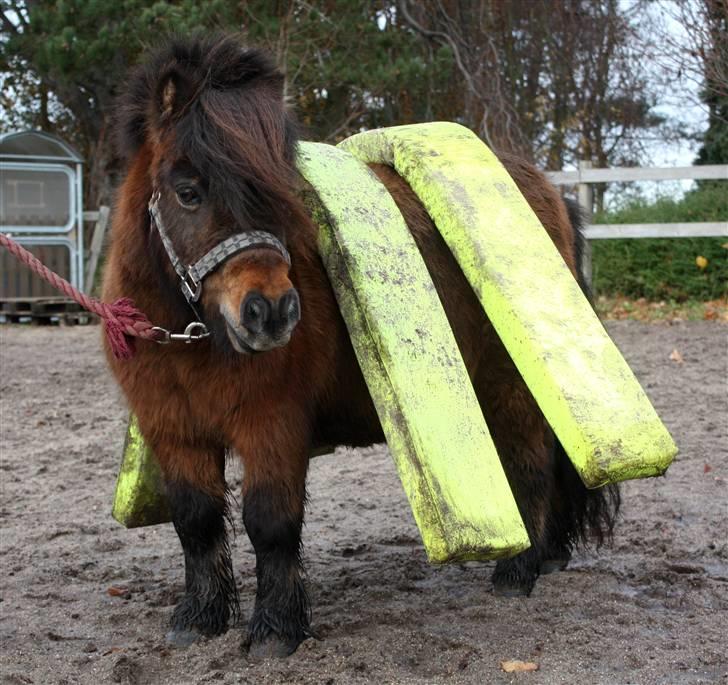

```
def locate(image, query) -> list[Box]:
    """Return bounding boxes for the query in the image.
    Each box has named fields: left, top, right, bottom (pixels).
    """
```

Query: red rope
left=0, top=233, right=163, bottom=360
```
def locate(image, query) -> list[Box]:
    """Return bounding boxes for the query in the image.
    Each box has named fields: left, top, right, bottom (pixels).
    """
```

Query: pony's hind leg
left=488, top=418, right=556, bottom=597
left=153, top=440, right=238, bottom=646
left=473, top=344, right=556, bottom=597
left=236, top=409, right=312, bottom=658
left=476, top=369, right=620, bottom=594
left=539, top=440, right=578, bottom=575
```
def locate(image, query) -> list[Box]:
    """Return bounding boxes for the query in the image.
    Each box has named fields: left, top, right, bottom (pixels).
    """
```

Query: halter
left=148, top=190, right=292, bottom=343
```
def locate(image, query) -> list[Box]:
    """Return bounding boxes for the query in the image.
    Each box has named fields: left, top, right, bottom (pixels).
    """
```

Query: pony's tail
left=563, top=197, right=593, bottom=302
left=553, top=439, right=621, bottom=550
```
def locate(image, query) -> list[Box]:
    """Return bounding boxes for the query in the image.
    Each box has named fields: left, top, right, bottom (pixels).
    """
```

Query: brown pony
left=103, top=35, right=619, bottom=658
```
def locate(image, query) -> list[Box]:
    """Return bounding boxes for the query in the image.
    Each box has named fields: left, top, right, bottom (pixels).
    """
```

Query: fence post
left=84, top=205, right=110, bottom=294
left=577, top=160, right=594, bottom=289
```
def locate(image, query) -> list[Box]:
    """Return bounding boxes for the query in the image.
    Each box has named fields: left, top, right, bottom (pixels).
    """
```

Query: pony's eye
left=175, top=185, right=201, bottom=209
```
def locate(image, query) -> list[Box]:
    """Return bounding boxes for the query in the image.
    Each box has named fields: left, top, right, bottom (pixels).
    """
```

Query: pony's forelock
left=115, top=34, right=294, bottom=161
left=115, top=34, right=302, bottom=233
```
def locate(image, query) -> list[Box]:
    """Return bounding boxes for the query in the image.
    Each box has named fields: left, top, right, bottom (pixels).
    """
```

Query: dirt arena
left=0, top=321, right=726, bottom=684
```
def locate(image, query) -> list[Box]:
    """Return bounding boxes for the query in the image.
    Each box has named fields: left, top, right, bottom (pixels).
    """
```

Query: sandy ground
left=0, top=321, right=726, bottom=685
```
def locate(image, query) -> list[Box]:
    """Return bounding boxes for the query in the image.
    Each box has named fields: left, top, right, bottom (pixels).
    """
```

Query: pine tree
left=695, top=1, right=728, bottom=166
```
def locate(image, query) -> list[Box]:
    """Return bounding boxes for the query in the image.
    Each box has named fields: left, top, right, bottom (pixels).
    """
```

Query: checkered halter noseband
left=148, top=190, right=292, bottom=304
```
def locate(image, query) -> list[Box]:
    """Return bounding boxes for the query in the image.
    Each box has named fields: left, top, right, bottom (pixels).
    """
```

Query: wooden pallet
left=0, top=297, right=96, bottom=325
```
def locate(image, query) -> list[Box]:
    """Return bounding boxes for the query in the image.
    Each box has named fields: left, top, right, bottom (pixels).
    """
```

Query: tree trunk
left=85, top=117, right=119, bottom=210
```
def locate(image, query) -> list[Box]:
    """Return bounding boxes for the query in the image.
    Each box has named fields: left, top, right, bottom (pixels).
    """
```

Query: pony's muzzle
left=214, top=250, right=299, bottom=354
left=240, top=288, right=300, bottom=341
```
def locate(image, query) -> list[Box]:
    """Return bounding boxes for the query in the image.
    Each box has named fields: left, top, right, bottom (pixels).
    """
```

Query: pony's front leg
left=237, top=417, right=311, bottom=658
left=153, top=440, right=238, bottom=646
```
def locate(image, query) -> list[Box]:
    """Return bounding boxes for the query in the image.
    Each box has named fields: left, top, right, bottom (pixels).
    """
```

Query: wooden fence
left=544, top=162, right=728, bottom=283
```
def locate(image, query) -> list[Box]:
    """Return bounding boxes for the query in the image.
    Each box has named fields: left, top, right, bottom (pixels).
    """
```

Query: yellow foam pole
left=112, top=414, right=170, bottom=528
left=298, top=142, right=528, bottom=562
left=340, top=122, right=677, bottom=487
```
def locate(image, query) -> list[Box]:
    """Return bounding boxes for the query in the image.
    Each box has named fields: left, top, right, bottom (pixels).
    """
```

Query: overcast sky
left=635, top=0, right=708, bottom=168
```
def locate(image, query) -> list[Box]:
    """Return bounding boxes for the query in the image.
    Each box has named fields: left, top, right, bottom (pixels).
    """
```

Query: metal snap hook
left=178, top=321, right=209, bottom=342
left=151, top=322, right=209, bottom=345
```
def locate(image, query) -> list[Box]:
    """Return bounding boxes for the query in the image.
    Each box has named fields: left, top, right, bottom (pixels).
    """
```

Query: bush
left=591, top=184, right=728, bottom=301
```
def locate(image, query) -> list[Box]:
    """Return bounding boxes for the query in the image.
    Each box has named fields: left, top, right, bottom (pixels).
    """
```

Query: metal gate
left=0, top=130, right=85, bottom=302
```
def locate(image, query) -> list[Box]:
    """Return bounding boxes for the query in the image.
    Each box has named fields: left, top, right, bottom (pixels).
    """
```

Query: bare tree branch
left=397, top=0, right=497, bottom=149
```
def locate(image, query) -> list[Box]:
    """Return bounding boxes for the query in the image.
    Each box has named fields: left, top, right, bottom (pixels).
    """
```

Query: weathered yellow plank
left=112, top=414, right=170, bottom=528
left=340, top=122, right=677, bottom=487
left=298, top=141, right=528, bottom=562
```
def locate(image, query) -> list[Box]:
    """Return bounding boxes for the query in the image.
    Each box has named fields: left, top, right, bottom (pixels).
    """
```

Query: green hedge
left=591, top=184, right=728, bottom=301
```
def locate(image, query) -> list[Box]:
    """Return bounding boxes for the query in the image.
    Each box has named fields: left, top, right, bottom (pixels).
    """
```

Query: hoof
left=540, top=557, right=570, bottom=575
left=248, top=635, right=303, bottom=659
left=165, top=627, right=203, bottom=648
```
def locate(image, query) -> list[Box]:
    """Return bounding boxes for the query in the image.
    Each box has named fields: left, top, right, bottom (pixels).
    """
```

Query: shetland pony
left=103, top=35, right=619, bottom=658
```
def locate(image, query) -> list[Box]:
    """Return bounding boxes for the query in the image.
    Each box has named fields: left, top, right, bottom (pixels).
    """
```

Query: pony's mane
left=116, top=34, right=301, bottom=230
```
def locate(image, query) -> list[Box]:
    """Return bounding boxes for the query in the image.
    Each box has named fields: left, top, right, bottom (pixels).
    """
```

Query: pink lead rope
left=0, top=233, right=164, bottom=360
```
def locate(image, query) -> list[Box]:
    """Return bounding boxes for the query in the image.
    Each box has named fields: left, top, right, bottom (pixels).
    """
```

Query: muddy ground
left=0, top=321, right=726, bottom=685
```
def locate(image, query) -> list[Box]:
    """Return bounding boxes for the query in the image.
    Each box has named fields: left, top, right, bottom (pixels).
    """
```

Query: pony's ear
left=113, top=65, right=195, bottom=163
left=155, top=66, right=194, bottom=123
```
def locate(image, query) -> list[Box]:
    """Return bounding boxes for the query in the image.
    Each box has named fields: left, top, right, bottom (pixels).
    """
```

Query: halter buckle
left=181, top=270, right=202, bottom=302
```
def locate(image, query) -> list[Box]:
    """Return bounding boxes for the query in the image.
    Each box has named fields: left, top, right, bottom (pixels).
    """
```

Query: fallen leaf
left=501, top=660, right=539, bottom=673
left=704, top=463, right=712, bottom=474
left=669, top=348, right=684, bottom=363
left=695, top=255, right=708, bottom=269
left=107, top=586, right=130, bottom=597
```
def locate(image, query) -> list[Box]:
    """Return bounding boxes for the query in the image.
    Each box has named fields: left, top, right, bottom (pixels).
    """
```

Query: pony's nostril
left=241, top=292, right=271, bottom=334
left=279, top=289, right=301, bottom=327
